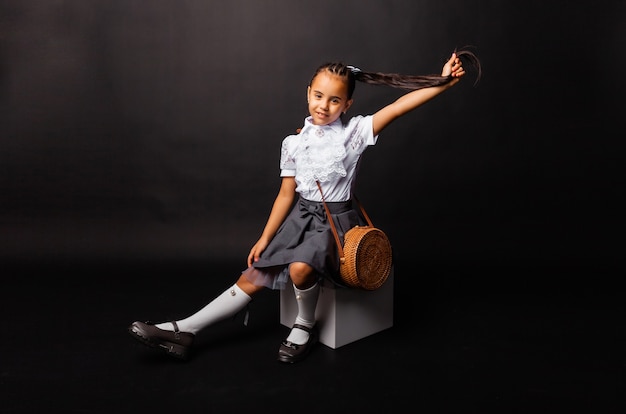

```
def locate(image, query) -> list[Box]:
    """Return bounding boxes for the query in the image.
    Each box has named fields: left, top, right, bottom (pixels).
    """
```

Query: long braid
left=355, top=72, right=451, bottom=90
left=311, top=47, right=481, bottom=99
left=355, top=49, right=481, bottom=89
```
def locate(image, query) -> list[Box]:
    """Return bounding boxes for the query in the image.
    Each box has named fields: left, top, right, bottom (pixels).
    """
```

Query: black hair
left=310, top=47, right=482, bottom=99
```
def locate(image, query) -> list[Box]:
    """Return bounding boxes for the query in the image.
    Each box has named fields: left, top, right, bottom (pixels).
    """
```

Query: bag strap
left=315, top=181, right=373, bottom=261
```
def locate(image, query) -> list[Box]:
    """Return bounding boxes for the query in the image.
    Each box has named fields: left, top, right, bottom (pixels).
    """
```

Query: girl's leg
left=282, top=262, right=320, bottom=347
left=128, top=275, right=263, bottom=359
left=157, top=275, right=263, bottom=334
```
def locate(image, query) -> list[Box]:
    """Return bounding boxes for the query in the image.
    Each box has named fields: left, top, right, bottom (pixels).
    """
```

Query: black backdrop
left=1, top=1, right=624, bottom=277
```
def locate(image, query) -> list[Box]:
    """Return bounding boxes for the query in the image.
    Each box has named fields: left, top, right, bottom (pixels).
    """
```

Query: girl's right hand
left=247, top=239, right=268, bottom=267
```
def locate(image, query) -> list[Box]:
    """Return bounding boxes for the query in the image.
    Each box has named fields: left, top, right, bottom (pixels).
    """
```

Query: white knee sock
left=156, top=284, right=251, bottom=335
left=286, top=282, right=319, bottom=345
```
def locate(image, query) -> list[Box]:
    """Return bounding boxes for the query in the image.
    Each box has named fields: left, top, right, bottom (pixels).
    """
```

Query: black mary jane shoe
left=277, top=324, right=318, bottom=364
left=128, top=321, right=195, bottom=360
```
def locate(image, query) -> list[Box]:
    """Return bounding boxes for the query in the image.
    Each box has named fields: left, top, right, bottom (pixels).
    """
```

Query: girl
left=129, top=49, right=481, bottom=363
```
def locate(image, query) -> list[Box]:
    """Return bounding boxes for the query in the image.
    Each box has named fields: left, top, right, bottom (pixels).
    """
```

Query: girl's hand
left=247, top=239, right=268, bottom=267
left=441, top=52, right=466, bottom=79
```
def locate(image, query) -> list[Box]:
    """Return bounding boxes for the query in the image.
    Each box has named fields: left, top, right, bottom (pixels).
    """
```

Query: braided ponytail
left=354, top=48, right=481, bottom=90
left=312, top=47, right=481, bottom=99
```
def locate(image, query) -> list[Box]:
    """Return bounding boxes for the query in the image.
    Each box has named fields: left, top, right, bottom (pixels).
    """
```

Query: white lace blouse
left=280, top=115, right=378, bottom=202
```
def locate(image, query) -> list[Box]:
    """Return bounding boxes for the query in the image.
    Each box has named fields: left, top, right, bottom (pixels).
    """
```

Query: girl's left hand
left=442, top=52, right=466, bottom=78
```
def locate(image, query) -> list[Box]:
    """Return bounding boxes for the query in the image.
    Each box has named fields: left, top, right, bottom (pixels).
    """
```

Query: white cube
left=280, top=270, right=394, bottom=349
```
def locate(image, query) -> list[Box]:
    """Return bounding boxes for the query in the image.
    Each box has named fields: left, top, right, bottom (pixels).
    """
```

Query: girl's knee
left=236, top=275, right=263, bottom=296
left=289, top=262, right=316, bottom=289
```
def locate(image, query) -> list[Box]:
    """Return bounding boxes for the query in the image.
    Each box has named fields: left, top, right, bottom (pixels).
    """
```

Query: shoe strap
left=292, top=323, right=314, bottom=333
left=171, top=321, right=181, bottom=339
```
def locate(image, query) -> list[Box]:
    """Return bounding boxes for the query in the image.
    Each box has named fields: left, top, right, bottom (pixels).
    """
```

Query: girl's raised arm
left=372, top=53, right=466, bottom=136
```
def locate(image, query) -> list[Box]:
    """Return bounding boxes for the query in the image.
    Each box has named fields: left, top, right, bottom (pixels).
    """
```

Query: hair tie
left=347, top=65, right=362, bottom=74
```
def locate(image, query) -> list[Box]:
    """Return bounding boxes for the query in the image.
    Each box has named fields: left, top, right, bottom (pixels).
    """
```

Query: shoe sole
left=128, top=325, right=190, bottom=360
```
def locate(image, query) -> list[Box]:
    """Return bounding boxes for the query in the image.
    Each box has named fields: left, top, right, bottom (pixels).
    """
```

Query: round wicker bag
left=339, top=225, right=393, bottom=290
left=315, top=181, right=393, bottom=290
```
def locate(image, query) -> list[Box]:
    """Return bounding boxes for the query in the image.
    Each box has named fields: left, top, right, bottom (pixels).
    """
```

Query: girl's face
left=307, top=70, right=353, bottom=126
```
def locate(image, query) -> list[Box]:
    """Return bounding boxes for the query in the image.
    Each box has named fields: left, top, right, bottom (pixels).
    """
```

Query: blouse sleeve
left=347, top=115, right=378, bottom=155
left=279, top=134, right=297, bottom=177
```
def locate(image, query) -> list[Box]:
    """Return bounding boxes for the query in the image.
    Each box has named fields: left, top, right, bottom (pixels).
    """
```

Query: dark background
left=2, top=0, right=623, bottom=269
left=1, top=1, right=625, bottom=412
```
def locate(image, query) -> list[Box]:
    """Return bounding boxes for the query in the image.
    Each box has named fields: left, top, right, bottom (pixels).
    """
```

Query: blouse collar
left=299, top=116, right=344, bottom=136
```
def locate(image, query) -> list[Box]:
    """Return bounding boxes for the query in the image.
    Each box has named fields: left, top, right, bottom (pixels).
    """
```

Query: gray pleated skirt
left=241, top=196, right=366, bottom=290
